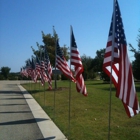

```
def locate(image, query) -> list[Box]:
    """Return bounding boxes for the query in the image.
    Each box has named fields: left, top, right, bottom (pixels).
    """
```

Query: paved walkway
left=0, top=80, right=67, bottom=140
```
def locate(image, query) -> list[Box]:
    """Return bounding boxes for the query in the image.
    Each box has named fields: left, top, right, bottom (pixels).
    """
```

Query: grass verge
left=22, top=80, right=140, bottom=140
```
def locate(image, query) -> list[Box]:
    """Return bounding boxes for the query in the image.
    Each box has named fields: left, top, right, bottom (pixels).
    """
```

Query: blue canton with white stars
left=56, top=40, right=64, bottom=60
left=109, top=0, right=127, bottom=48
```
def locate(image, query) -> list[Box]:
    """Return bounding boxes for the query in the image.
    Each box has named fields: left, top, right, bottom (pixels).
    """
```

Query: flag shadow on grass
left=97, top=87, right=116, bottom=92
left=26, top=89, right=45, bottom=95
left=27, top=88, right=69, bottom=95
left=0, top=118, right=48, bottom=125
left=85, top=81, right=110, bottom=85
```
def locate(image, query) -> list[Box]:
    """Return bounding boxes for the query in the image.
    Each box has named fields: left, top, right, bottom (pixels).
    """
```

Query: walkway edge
left=18, top=84, right=68, bottom=140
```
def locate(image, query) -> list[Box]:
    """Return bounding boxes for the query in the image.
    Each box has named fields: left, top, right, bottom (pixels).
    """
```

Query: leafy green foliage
left=129, top=29, right=140, bottom=80
left=81, top=55, right=95, bottom=80
left=0, top=74, right=5, bottom=80
left=81, top=49, right=108, bottom=80
left=93, top=49, right=105, bottom=72
left=31, top=31, right=70, bottom=68
left=0, top=66, right=11, bottom=79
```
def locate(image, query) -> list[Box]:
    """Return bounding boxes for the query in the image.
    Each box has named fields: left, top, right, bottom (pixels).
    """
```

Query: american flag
left=31, top=58, right=37, bottom=82
left=20, top=67, right=24, bottom=77
left=35, top=56, right=41, bottom=79
left=103, top=0, right=139, bottom=117
left=44, top=47, right=52, bottom=89
left=35, top=55, right=46, bottom=86
left=22, top=66, right=28, bottom=78
left=70, top=26, right=87, bottom=96
left=26, top=59, right=32, bottom=78
left=40, top=58, right=48, bottom=84
left=56, top=39, right=76, bottom=83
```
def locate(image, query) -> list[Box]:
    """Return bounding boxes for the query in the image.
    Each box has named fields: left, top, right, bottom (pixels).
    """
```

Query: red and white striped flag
left=31, top=58, right=37, bottom=82
left=40, top=60, right=48, bottom=83
left=20, top=67, right=28, bottom=78
left=35, top=56, right=47, bottom=86
left=70, top=26, right=87, bottom=96
left=56, top=39, right=76, bottom=83
left=103, top=0, right=139, bottom=117
left=26, top=59, right=32, bottom=78
left=35, top=56, right=41, bottom=80
left=44, top=48, right=52, bottom=89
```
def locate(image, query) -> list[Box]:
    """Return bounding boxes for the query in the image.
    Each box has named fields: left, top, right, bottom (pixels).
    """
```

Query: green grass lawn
left=22, top=80, right=140, bottom=140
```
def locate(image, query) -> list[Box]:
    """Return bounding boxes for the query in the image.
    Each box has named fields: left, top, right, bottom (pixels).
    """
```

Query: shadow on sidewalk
left=0, top=104, right=26, bottom=106
left=37, top=136, right=56, bottom=140
left=0, top=97, right=32, bottom=100
left=0, top=90, right=29, bottom=94
left=0, top=118, right=48, bottom=125
left=0, top=111, right=31, bottom=113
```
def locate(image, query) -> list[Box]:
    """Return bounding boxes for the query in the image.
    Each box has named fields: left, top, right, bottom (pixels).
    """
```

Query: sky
left=0, top=0, right=140, bottom=72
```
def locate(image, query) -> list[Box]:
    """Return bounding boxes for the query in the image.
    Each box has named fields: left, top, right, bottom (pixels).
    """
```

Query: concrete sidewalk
left=0, top=81, right=67, bottom=140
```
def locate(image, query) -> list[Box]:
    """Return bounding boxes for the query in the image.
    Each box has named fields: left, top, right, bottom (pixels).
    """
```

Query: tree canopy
left=129, top=29, right=140, bottom=80
left=31, top=30, right=70, bottom=68
left=81, top=55, right=94, bottom=80
left=0, top=67, right=11, bottom=79
left=81, top=49, right=108, bottom=80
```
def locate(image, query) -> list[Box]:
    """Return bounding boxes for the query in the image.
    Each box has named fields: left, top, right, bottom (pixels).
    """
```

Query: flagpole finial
left=52, top=26, right=58, bottom=40
left=53, top=25, right=55, bottom=31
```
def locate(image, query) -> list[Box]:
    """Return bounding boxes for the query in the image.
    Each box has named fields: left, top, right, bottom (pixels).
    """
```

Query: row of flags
left=20, top=26, right=87, bottom=96
left=21, top=47, right=52, bottom=89
left=20, top=0, right=139, bottom=118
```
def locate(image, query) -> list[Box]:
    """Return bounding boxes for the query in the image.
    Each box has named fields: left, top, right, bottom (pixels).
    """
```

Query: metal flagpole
left=30, top=78, right=32, bottom=95
left=108, top=0, right=116, bottom=139
left=68, top=25, right=73, bottom=139
left=34, top=78, right=36, bottom=97
left=43, top=46, right=46, bottom=107
left=39, top=48, right=42, bottom=100
left=34, top=53, right=40, bottom=101
left=53, top=26, right=57, bottom=120
left=32, top=57, right=35, bottom=97
left=54, top=27, right=57, bottom=90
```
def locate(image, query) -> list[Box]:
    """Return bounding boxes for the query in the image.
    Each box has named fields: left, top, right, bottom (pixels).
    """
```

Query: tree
left=41, top=31, right=56, bottom=67
left=81, top=49, right=109, bottom=80
left=91, top=49, right=106, bottom=74
left=31, top=31, right=70, bottom=68
left=91, top=49, right=105, bottom=72
left=129, top=29, right=140, bottom=80
left=90, top=49, right=110, bottom=81
left=61, top=45, right=70, bottom=61
left=0, top=67, right=11, bottom=79
left=81, top=54, right=96, bottom=80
